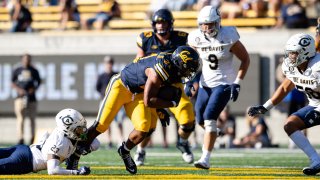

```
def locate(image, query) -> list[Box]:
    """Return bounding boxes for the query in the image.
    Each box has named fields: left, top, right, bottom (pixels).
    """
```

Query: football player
left=134, top=8, right=196, bottom=166
left=188, top=6, right=250, bottom=169
left=78, top=46, right=200, bottom=174
left=248, top=33, right=320, bottom=176
left=0, top=108, right=99, bottom=175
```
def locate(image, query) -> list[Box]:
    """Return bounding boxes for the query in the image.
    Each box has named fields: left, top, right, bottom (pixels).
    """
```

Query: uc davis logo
left=179, top=50, right=193, bottom=63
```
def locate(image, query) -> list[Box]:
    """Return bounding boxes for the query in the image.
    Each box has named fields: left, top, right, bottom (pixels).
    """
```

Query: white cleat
left=134, top=150, right=145, bottom=166
left=182, top=152, right=194, bottom=164
left=194, top=159, right=210, bottom=169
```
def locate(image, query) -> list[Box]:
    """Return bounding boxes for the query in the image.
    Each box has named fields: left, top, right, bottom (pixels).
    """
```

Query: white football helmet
left=55, top=108, right=87, bottom=141
left=284, top=33, right=316, bottom=67
left=197, top=6, right=221, bottom=37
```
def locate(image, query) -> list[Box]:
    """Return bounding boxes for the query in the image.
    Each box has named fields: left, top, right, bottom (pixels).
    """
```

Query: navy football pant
left=0, top=144, right=33, bottom=174
left=195, top=85, right=231, bottom=125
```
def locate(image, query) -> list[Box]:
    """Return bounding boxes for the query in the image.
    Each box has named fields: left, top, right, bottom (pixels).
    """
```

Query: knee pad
left=180, top=123, right=195, bottom=133
left=204, top=120, right=217, bottom=133
left=146, top=129, right=155, bottom=137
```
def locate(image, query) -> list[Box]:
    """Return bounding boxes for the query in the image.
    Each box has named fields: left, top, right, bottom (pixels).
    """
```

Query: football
left=157, top=85, right=181, bottom=101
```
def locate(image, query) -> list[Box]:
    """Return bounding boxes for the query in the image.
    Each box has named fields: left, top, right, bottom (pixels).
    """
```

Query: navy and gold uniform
left=136, top=30, right=188, bottom=56
left=96, top=53, right=182, bottom=133
left=136, top=30, right=195, bottom=126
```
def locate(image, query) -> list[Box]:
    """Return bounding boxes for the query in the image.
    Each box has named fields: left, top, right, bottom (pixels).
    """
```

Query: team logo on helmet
left=179, top=50, right=193, bottom=63
left=299, top=37, right=311, bottom=47
left=62, top=116, right=74, bottom=125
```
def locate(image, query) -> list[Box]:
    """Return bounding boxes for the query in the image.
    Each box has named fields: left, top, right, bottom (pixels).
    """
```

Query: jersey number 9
left=208, top=54, right=218, bottom=70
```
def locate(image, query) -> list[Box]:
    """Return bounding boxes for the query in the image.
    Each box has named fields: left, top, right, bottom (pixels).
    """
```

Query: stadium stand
left=5, top=0, right=314, bottom=32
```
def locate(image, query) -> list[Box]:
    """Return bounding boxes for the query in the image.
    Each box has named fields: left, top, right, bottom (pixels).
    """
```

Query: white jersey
left=30, top=128, right=100, bottom=172
left=188, top=26, right=240, bottom=88
left=282, top=53, right=320, bottom=107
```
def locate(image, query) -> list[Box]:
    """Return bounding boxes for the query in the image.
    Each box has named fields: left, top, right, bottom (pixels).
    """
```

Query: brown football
left=157, top=85, right=181, bottom=101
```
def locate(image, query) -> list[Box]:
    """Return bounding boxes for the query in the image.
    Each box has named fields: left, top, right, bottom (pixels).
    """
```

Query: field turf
left=1, top=146, right=320, bottom=179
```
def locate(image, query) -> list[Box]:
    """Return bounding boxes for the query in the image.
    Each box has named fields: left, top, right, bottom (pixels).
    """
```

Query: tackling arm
left=47, top=154, right=78, bottom=175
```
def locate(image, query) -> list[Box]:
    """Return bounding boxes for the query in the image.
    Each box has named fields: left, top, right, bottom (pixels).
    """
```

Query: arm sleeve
left=90, top=138, right=100, bottom=151
left=47, top=158, right=78, bottom=175
left=154, top=62, right=169, bottom=82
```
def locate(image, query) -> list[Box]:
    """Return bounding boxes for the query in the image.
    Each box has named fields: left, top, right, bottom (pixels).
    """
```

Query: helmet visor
left=284, top=50, right=302, bottom=67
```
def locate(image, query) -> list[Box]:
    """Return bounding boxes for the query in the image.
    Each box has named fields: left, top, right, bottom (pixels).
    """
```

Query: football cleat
left=117, top=142, right=137, bottom=174
left=303, top=161, right=320, bottom=175
left=134, top=150, right=146, bottom=166
left=176, top=141, right=194, bottom=164
left=194, top=159, right=210, bottom=169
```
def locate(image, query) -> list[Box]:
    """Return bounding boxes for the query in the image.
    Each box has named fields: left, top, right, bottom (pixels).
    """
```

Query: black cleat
left=118, top=142, right=137, bottom=174
left=303, top=163, right=320, bottom=175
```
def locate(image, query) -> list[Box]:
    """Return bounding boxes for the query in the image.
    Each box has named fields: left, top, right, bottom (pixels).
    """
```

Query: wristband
left=234, top=77, right=242, bottom=84
left=171, top=101, right=177, bottom=107
left=263, top=99, right=274, bottom=110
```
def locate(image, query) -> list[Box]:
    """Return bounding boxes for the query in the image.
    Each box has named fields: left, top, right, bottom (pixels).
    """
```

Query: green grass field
left=1, top=146, right=320, bottom=179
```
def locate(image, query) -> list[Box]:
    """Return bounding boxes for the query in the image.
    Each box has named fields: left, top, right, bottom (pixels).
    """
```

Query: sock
left=179, top=137, right=188, bottom=144
left=201, top=146, right=211, bottom=162
left=290, top=131, right=320, bottom=162
left=137, top=146, right=145, bottom=153
left=123, top=142, right=130, bottom=152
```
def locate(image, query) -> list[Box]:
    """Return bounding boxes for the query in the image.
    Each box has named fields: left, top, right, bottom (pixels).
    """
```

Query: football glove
left=156, top=108, right=170, bottom=127
left=172, top=88, right=182, bottom=107
left=305, top=109, right=320, bottom=122
left=77, top=166, right=91, bottom=175
left=184, top=83, right=194, bottom=97
left=247, top=105, right=268, bottom=116
left=224, top=84, right=240, bottom=102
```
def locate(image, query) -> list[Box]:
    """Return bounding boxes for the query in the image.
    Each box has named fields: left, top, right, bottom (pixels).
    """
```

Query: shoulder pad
left=143, top=31, right=153, bottom=38
left=175, top=31, right=188, bottom=37
left=220, top=26, right=240, bottom=44
left=187, top=29, right=201, bottom=47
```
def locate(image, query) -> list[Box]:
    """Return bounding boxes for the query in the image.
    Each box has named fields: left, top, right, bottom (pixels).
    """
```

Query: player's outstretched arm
left=248, top=78, right=295, bottom=117
left=47, top=154, right=90, bottom=175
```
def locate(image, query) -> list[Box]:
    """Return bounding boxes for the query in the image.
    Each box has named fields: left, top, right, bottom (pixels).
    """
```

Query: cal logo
left=151, top=45, right=158, bottom=49
left=179, top=50, right=192, bottom=63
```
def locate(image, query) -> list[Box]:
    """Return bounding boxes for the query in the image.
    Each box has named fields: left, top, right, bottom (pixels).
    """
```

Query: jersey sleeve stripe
left=157, top=63, right=169, bottom=78
left=154, top=64, right=168, bottom=81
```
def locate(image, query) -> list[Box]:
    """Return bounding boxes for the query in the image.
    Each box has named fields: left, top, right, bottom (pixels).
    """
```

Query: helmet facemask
left=199, top=20, right=220, bottom=38
left=152, top=20, right=171, bottom=36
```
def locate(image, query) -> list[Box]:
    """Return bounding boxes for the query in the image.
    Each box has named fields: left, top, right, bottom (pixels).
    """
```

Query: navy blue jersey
left=121, top=53, right=181, bottom=94
left=136, top=30, right=188, bottom=56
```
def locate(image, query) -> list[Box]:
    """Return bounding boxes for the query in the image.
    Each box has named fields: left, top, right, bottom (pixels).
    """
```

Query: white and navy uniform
left=0, top=129, right=99, bottom=175
left=283, top=53, right=320, bottom=127
left=188, top=26, right=240, bottom=124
